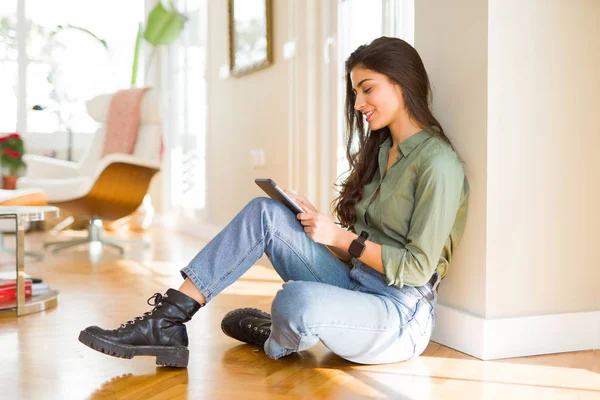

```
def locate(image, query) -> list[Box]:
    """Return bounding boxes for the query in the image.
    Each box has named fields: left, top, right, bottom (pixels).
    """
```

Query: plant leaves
left=143, top=1, right=185, bottom=46
left=131, top=23, right=142, bottom=85
left=52, top=24, right=108, bottom=49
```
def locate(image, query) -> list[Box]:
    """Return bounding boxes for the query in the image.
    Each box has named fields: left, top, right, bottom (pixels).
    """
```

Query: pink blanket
left=101, top=87, right=151, bottom=157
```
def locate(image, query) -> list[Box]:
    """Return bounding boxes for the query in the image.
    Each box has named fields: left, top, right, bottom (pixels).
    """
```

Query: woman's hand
left=283, top=189, right=319, bottom=213
left=296, top=209, right=341, bottom=246
left=284, top=188, right=341, bottom=245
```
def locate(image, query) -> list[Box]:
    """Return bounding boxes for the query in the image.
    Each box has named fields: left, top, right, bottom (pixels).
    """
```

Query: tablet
left=255, top=178, right=304, bottom=214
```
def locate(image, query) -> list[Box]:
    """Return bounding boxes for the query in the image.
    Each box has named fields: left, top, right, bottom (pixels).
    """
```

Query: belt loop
left=432, top=272, right=441, bottom=291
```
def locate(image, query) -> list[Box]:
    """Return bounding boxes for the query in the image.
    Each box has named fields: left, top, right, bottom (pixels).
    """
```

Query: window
left=335, top=0, right=414, bottom=188
left=26, top=0, right=143, bottom=136
left=0, top=1, right=18, bottom=133
left=0, top=0, right=143, bottom=154
left=163, top=0, right=207, bottom=212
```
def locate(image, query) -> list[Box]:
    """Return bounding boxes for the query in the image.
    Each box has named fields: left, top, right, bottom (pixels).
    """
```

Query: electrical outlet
left=283, top=41, right=296, bottom=60
left=219, top=65, right=230, bottom=79
left=249, top=149, right=266, bottom=168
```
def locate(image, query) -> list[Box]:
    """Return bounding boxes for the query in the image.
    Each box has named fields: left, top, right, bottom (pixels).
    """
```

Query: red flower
left=0, top=133, right=21, bottom=143
left=2, top=148, right=21, bottom=158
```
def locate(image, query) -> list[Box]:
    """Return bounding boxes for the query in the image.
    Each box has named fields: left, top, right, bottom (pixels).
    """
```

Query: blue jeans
left=181, top=197, right=437, bottom=364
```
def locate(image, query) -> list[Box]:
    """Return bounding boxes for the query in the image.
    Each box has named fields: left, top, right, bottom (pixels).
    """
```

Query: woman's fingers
left=285, top=188, right=318, bottom=212
left=284, top=188, right=298, bottom=199
left=284, top=189, right=303, bottom=203
left=286, top=191, right=304, bottom=206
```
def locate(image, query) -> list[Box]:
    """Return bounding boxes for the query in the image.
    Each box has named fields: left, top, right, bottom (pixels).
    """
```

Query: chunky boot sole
left=78, top=330, right=189, bottom=368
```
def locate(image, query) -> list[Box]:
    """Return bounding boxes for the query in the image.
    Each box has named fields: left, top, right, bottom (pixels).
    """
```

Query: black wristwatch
left=348, top=230, right=369, bottom=258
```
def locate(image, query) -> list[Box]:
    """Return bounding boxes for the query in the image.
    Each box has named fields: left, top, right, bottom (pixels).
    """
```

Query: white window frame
left=159, top=0, right=208, bottom=217
left=16, top=0, right=26, bottom=137
left=10, top=0, right=147, bottom=153
left=333, top=0, right=415, bottom=192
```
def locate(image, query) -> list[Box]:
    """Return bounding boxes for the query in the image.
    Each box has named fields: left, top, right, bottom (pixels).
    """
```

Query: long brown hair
left=331, top=36, right=456, bottom=232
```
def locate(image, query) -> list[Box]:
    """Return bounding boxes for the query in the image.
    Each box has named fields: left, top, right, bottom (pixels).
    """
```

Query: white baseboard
left=431, top=304, right=486, bottom=358
left=432, top=304, right=600, bottom=360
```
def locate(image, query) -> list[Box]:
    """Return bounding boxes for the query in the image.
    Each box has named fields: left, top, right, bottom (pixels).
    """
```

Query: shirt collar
left=379, top=129, right=431, bottom=157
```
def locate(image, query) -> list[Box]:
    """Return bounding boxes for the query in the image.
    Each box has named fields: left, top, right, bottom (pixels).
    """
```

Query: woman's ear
left=392, top=83, right=406, bottom=105
left=391, top=81, right=404, bottom=95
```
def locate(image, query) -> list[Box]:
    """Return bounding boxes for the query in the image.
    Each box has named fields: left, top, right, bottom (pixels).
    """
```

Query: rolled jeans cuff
left=180, top=266, right=212, bottom=302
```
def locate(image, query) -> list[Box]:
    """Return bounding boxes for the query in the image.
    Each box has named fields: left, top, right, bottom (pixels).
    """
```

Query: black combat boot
left=78, top=289, right=204, bottom=368
left=221, top=308, right=272, bottom=348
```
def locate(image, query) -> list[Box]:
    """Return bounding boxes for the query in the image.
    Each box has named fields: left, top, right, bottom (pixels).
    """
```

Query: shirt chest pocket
left=379, top=182, right=415, bottom=234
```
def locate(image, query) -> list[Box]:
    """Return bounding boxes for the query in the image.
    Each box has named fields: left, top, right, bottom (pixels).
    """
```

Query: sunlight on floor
left=344, top=355, right=600, bottom=397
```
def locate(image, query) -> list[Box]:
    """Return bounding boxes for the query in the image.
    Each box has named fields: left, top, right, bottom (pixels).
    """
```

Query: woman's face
left=350, top=66, right=405, bottom=131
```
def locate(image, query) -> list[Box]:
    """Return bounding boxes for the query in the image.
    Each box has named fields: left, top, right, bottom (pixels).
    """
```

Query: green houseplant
left=131, top=1, right=187, bottom=85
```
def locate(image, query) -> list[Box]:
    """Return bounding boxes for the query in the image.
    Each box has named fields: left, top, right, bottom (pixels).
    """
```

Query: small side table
left=0, top=206, right=60, bottom=316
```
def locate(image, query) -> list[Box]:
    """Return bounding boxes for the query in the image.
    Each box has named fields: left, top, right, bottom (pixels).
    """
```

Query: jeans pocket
left=412, top=299, right=434, bottom=336
left=430, top=305, right=437, bottom=334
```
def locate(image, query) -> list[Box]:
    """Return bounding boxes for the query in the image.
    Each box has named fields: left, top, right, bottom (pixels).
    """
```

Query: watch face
left=349, top=241, right=365, bottom=256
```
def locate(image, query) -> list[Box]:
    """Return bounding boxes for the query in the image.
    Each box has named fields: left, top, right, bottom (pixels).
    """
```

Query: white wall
left=201, top=0, right=293, bottom=227
left=417, top=0, right=599, bottom=358
left=415, top=0, right=489, bottom=317
left=487, top=0, right=600, bottom=317
left=417, top=0, right=600, bottom=319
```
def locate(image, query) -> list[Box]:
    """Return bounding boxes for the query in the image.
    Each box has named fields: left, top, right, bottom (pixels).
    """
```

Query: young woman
left=79, top=36, right=469, bottom=368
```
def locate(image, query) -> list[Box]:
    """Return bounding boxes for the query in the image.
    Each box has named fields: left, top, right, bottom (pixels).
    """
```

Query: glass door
left=163, top=0, right=208, bottom=218
left=334, top=0, right=414, bottom=187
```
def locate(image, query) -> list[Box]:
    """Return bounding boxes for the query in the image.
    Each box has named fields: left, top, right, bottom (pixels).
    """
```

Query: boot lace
left=119, top=293, right=166, bottom=329
left=246, top=322, right=271, bottom=346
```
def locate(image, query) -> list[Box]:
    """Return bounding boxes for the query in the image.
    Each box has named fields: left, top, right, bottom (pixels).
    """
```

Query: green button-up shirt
left=352, top=129, right=469, bottom=288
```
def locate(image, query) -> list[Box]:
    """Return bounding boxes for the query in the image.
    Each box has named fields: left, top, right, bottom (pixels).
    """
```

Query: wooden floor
left=0, top=227, right=598, bottom=399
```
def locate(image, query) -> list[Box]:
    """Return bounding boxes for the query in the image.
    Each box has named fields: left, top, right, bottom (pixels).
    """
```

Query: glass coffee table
left=0, top=206, right=60, bottom=316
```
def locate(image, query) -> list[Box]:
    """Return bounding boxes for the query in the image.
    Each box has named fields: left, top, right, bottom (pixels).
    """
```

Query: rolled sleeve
left=381, top=149, right=465, bottom=287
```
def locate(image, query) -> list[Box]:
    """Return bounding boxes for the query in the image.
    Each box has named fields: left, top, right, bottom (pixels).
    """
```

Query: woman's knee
left=244, top=197, right=299, bottom=234
left=245, top=196, right=268, bottom=211
left=246, top=196, right=288, bottom=216
left=271, top=281, right=321, bottom=329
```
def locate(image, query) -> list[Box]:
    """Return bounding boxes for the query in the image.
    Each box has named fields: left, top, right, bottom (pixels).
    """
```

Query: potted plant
left=0, top=133, right=27, bottom=189
left=131, top=1, right=187, bottom=86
